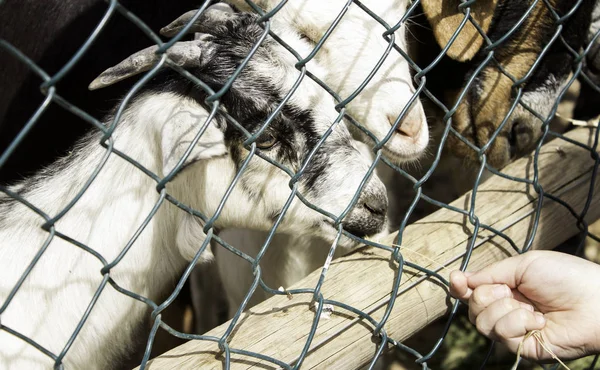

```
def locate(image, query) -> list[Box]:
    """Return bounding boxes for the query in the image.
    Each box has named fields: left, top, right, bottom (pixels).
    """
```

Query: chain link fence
left=1, top=0, right=600, bottom=369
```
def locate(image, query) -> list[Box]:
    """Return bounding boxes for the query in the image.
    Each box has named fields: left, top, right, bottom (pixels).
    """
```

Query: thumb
left=449, top=270, right=473, bottom=300
left=467, top=253, right=535, bottom=290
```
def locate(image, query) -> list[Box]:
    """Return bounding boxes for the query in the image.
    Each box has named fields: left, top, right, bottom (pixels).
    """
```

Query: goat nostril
left=344, top=197, right=388, bottom=237
left=389, top=115, right=421, bottom=139
left=509, top=120, right=533, bottom=157
left=363, top=201, right=386, bottom=217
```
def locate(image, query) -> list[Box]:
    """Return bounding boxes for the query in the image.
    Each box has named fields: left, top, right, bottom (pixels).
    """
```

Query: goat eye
left=255, top=133, right=278, bottom=150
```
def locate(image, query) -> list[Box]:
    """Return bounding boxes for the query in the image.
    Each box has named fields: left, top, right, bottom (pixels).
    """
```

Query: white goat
left=0, top=5, right=388, bottom=369
left=166, top=0, right=429, bottom=161
left=160, top=0, right=428, bottom=320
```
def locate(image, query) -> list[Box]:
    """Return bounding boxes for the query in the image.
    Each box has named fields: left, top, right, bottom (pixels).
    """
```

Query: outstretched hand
left=450, top=251, right=600, bottom=361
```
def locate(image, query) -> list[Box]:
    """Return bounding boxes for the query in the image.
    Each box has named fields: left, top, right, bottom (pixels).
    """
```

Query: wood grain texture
left=139, top=127, right=600, bottom=370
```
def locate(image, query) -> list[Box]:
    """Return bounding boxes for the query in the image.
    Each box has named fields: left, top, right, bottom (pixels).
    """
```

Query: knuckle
left=475, top=312, right=491, bottom=334
left=500, top=297, right=518, bottom=310
left=471, top=287, right=490, bottom=307
left=515, top=308, right=530, bottom=322
left=495, top=308, right=528, bottom=339
left=493, top=321, right=510, bottom=339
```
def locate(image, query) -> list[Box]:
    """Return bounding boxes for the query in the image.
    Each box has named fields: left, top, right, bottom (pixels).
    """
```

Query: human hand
left=450, top=250, right=600, bottom=361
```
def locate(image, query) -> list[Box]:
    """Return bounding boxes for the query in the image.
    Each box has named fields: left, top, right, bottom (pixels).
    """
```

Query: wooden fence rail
left=141, top=127, right=600, bottom=369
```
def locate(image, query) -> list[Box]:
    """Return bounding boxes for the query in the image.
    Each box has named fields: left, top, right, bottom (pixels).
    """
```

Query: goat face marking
left=0, top=4, right=389, bottom=370
left=93, top=4, right=389, bottom=244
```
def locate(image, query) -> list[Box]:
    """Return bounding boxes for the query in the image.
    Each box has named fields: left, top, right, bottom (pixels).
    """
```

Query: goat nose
left=343, top=192, right=388, bottom=238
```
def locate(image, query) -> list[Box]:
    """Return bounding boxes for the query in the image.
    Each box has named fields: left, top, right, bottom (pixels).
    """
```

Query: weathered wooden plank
left=140, top=127, right=600, bottom=370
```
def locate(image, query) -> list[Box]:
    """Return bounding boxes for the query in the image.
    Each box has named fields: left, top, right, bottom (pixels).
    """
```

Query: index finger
left=467, top=252, right=541, bottom=290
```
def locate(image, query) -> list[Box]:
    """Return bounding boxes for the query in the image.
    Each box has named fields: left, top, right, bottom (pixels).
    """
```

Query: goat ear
left=161, top=105, right=227, bottom=176
left=160, top=3, right=237, bottom=37
left=421, top=0, right=498, bottom=62
left=88, top=41, right=212, bottom=90
left=176, top=213, right=214, bottom=263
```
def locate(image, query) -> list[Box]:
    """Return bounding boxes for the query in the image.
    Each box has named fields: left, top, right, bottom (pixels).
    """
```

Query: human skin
left=450, top=251, right=600, bottom=361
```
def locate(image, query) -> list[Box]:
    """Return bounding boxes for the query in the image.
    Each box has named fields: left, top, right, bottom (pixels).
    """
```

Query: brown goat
left=415, top=0, right=597, bottom=168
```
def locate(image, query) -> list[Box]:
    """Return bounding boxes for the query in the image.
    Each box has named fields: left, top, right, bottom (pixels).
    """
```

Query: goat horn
left=88, top=41, right=203, bottom=90
left=160, top=3, right=235, bottom=37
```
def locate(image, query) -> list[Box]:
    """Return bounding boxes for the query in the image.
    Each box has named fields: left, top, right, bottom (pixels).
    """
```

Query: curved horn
left=160, top=3, right=236, bottom=37
left=421, top=0, right=498, bottom=62
left=88, top=41, right=205, bottom=90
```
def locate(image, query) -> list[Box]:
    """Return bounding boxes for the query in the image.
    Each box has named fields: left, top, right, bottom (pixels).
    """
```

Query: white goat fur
left=229, top=0, right=428, bottom=161
left=210, top=0, right=600, bottom=322
left=0, top=8, right=389, bottom=367
left=205, top=0, right=425, bottom=319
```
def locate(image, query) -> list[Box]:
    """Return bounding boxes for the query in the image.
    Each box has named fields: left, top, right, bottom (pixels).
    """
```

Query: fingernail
left=520, top=302, right=534, bottom=311
left=535, top=312, right=545, bottom=325
left=493, top=285, right=509, bottom=298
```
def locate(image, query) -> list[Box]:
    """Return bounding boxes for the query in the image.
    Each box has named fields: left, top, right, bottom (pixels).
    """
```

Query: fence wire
left=1, top=0, right=599, bottom=369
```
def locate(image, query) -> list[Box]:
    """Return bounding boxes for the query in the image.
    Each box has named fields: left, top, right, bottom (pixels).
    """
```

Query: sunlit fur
left=0, top=7, right=388, bottom=369
left=227, top=0, right=429, bottom=163
left=207, top=0, right=423, bottom=320
left=412, top=0, right=597, bottom=168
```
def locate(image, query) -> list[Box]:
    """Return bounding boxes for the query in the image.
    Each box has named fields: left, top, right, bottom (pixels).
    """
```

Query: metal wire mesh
left=1, top=0, right=600, bottom=369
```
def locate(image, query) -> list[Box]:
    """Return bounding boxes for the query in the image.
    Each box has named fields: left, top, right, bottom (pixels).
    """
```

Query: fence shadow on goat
left=1, top=0, right=600, bottom=369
